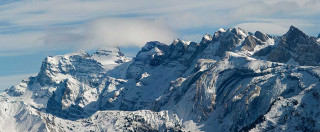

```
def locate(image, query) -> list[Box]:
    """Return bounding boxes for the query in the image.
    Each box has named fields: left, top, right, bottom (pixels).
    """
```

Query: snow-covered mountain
left=1, top=26, right=320, bottom=131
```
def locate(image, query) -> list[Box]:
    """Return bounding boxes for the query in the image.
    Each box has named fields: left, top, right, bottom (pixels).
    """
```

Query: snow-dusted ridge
left=1, top=26, right=320, bottom=131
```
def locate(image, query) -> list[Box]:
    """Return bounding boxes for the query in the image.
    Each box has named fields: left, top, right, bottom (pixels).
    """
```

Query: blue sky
left=1, top=0, right=320, bottom=90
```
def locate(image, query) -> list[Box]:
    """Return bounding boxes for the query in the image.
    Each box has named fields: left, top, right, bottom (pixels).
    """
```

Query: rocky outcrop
left=241, top=35, right=264, bottom=51
left=254, top=31, right=269, bottom=42
left=268, top=26, right=320, bottom=66
left=92, top=48, right=131, bottom=64
left=216, top=27, right=248, bottom=56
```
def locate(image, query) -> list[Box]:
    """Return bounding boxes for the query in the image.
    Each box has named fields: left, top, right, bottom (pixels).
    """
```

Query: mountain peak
left=203, top=33, right=212, bottom=40
left=318, top=33, right=320, bottom=38
left=254, top=31, right=269, bottom=42
left=172, top=39, right=192, bottom=47
left=94, top=47, right=119, bottom=56
left=268, top=25, right=320, bottom=66
left=281, top=25, right=309, bottom=49
left=92, top=47, right=130, bottom=65
left=229, top=27, right=249, bottom=39
left=218, top=28, right=226, bottom=32
left=201, top=33, right=213, bottom=43
left=289, top=25, right=300, bottom=31
left=285, top=25, right=307, bottom=38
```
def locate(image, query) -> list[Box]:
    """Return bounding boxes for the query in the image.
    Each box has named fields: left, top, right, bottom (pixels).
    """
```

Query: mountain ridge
left=1, top=26, right=320, bottom=131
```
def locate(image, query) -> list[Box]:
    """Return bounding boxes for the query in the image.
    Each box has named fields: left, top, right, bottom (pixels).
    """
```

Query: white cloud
left=0, top=0, right=318, bottom=30
left=42, top=18, right=177, bottom=50
left=0, top=0, right=319, bottom=55
left=84, top=18, right=176, bottom=48
left=0, top=0, right=237, bottom=27
left=0, top=18, right=176, bottom=54
left=0, top=32, right=44, bottom=50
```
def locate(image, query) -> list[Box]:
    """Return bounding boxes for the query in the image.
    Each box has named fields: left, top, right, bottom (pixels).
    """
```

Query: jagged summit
left=218, top=28, right=226, bottom=32
left=230, top=27, right=249, bottom=38
left=284, top=26, right=309, bottom=48
left=254, top=31, right=269, bottom=42
left=203, top=33, right=213, bottom=41
left=2, top=26, right=320, bottom=132
left=142, top=41, right=167, bottom=51
left=172, top=39, right=194, bottom=47
left=93, top=47, right=121, bottom=56
left=92, top=47, right=131, bottom=66
left=267, top=25, right=320, bottom=65
left=285, top=25, right=308, bottom=38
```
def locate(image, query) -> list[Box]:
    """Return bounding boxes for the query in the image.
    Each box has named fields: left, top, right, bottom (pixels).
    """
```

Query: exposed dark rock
left=242, top=35, right=263, bottom=51
left=254, top=46, right=274, bottom=56
left=281, top=26, right=308, bottom=50
left=200, top=33, right=213, bottom=45
left=254, top=31, right=269, bottom=42
left=216, top=28, right=247, bottom=56
left=267, top=46, right=292, bottom=63
left=267, top=26, right=320, bottom=65
left=126, top=41, right=169, bottom=79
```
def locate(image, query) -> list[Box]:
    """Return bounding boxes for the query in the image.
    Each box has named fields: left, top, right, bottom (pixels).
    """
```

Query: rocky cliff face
left=268, top=26, right=320, bottom=66
left=1, top=26, right=320, bottom=132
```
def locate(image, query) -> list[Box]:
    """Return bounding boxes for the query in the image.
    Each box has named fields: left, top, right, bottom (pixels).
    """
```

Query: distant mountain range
left=1, top=26, right=320, bottom=131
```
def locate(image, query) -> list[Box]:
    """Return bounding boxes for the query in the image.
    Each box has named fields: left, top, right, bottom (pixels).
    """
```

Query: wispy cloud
left=0, top=0, right=319, bottom=56
left=0, top=18, right=176, bottom=54
left=1, top=0, right=320, bottom=89
left=0, top=32, right=44, bottom=50
left=43, top=18, right=176, bottom=49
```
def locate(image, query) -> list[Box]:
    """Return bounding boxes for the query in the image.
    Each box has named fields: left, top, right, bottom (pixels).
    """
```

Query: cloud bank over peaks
left=1, top=0, right=320, bottom=56
left=43, top=18, right=177, bottom=50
